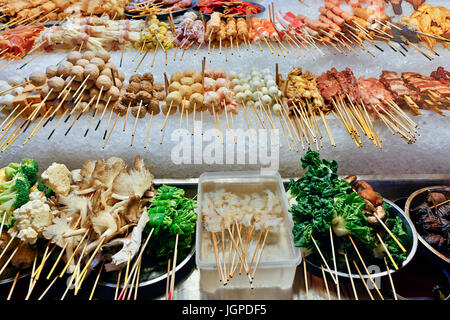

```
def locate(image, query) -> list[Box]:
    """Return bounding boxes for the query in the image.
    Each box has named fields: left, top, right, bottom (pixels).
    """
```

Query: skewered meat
left=431, top=67, right=450, bottom=86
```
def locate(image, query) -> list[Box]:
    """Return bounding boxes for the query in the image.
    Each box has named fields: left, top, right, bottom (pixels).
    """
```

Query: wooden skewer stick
left=103, top=112, right=120, bottom=148
left=144, top=111, right=154, bottom=148
left=384, top=257, right=398, bottom=300
left=168, top=233, right=179, bottom=299
left=131, top=100, right=143, bottom=146
left=344, top=253, right=358, bottom=300
left=89, top=261, right=105, bottom=300
left=7, top=271, right=20, bottom=300
left=329, top=227, right=340, bottom=300
left=310, top=235, right=337, bottom=283
left=348, top=235, right=384, bottom=300
left=46, top=242, right=68, bottom=280
left=123, top=101, right=132, bottom=132
left=114, top=269, right=123, bottom=300
left=352, top=260, right=374, bottom=300
left=117, top=229, right=154, bottom=300
left=38, top=274, right=59, bottom=300
left=211, top=232, right=222, bottom=283
left=320, top=264, right=330, bottom=300
left=376, top=233, right=399, bottom=270
left=250, top=228, right=270, bottom=280
left=303, top=254, right=310, bottom=300
left=59, top=229, right=89, bottom=277
left=373, top=214, right=406, bottom=253
left=0, top=247, right=18, bottom=278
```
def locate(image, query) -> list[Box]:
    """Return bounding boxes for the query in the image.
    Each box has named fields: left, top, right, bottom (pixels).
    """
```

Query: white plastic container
left=195, top=171, right=301, bottom=299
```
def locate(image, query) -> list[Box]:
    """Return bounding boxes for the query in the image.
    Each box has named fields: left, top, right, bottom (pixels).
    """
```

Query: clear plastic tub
left=195, top=171, right=301, bottom=299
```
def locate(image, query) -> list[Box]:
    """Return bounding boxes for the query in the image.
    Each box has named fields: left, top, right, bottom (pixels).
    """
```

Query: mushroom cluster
left=116, top=73, right=164, bottom=118
left=163, top=68, right=205, bottom=115
left=29, top=50, right=125, bottom=116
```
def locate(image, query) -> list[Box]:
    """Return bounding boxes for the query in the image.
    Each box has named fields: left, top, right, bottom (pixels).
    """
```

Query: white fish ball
left=235, top=92, right=245, bottom=101
left=268, top=86, right=279, bottom=95
left=272, top=103, right=282, bottom=113
left=1, top=94, right=14, bottom=107
left=8, top=75, right=23, bottom=86
left=243, top=90, right=252, bottom=100
left=266, top=79, right=276, bottom=87
left=242, top=83, right=250, bottom=91
left=233, top=85, right=243, bottom=93
left=261, top=94, right=272, bottom=104
left=252, top=91, right=263, bottom=100
left=231, top=78, right=241, bottom=86
left=261, top=87, right=269, bottom=94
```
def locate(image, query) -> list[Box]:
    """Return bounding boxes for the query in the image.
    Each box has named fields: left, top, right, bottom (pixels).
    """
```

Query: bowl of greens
left=98, top=185, right=197, bottom=299
left=287, top=150, right=418, bottom=279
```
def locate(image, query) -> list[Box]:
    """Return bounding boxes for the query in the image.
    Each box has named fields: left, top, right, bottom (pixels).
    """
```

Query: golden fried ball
left=30, top=71, right=47, bottom=87
left=180, top=77, right=194, bottom=86
left=170, top=71, right=183, bottom=83
left=191, top=82, right=204, bottom=94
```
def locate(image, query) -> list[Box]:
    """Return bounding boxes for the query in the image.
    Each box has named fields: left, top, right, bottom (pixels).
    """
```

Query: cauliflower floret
left=8, top=190, right=53, bottom=245
left=41, top=163, right=72, bottom=196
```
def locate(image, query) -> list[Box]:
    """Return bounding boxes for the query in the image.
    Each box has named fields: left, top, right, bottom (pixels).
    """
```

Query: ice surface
left=0, top=0, right=448, bottom=178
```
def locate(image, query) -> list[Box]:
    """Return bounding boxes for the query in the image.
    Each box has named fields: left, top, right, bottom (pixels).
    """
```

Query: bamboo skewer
left=89, top=261, right=104, bottom=300
left=352, top=260, right=374, bottom=300
left=384, top=257, right=398, bottom=300
left=0, top=247, right=18, bottom=278
left=348, top=235, right=384, bottom=300
left=7, top=271, right=20, bottom=300
left=168, top=233, right=179, bottom=299
left=344, top=253, right=358, bottom=300
left=320, top=264, right=331, bottom=300
left=373, top=214, right=406, bottom=253
left=211, top=232, right=222, bottom=283
left=329, top=228, right=340, bottom=300
left=376, top=233, right=399, bottom=270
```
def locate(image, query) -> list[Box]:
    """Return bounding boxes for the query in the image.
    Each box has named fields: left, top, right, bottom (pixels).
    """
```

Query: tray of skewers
left=286, top=150, right=418, bottom=283
left=195, top=0, right=264, bottom=18
left=125, top=0, right=198, bottom=20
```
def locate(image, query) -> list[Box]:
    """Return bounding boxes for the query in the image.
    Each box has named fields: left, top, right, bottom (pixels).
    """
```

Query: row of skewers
left=0, top=155, right=197, bottom=300
left=0, top=2, right=449, bottom=63
left=0, top=51, right=448, bottom=152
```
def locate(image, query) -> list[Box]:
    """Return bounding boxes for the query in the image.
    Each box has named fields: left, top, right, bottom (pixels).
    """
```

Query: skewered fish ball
left=154, top=91, right=165, bottom=101
left=122, top=92, right=136, bottom=104
left=96, top=75, right=113, bottom=90
left=89, top=87, right=100, bottom=99
left=95, top=50, right=111, bottom=63
left=70, top=65, right=84, bottom=81
left=141, top=80, right=153, bottom=92
left=67, top=51, right=82, bottom=64
left=183, top=69, right=196, bottom=77
left=191, top=83, right=204, bottom=94
left=170, top=72, right=183, bottom=83
left=94, top=102, right=107, bottom=113
left=8, top=76, right=23, bottom=86
left=104, top=86, right=121, bottom=101
left=166, top=91, right=182, bottom=107
left=82, top=51, right=96, bottom=61
left=76, top=59, right=89, bottom=68
left=147, top=100, right=160, bottom=115
left=113, top=103, right=127, bottom=116
left=161, top=102, right=177, bottom=115
left=100, top=68, right=113, bottom=78
left=64, top=77, right=79, bottom=90
left=189, top=93, right=204, bottom=110
left=0, top=94, right=14, bottom=108
left=179, top=85, right=192, bottom=99
left=131, top=106, right=146, bottom=118
left=272, top=104, right=282, bottom=113
left=180, top=100, right=193, bottom=113
left=168, top=81, right=181, bottom=93
left=136, top=91, right=152, bottom=104
left=261, top=94, right=272, bottom=105
left=85, top=80, right=95, bottom=90
left=57, top=61, right=73, bottom=78
left=45, top=65, right=58, bottom=79
left=47, top=77, right=65, bottom=92
left=153, top=83, right=164, bottom=92
left=114, top=79, right=123, bottom=89
left=104, top=62, right=117, bottom=72
left=117, top=70, right=125, bottom=82
left=90, top=57, right=105, bottom=71
left=30, top=72, right=47, bottom=87
left=83, top=64, right=100, bottom=79
left=180, top=77, right=194, bottom=86
left=129, top=74, right=143, bottom=83
left=126, top=82, right=141, bottom=94
left=191, top=72, right=203, bottom=83
left=142, top=73, right=154, bottom=83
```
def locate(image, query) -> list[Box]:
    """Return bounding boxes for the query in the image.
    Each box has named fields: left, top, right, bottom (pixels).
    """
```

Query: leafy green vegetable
left=383, top=215, right=408, bottom=267
left=145, top=185, right=197, bottom=265
left=332, top=193, right=375, bottom=247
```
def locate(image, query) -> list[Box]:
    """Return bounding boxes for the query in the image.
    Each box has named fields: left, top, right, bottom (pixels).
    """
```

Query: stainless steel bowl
left=307, top=199, right=418, bottom=279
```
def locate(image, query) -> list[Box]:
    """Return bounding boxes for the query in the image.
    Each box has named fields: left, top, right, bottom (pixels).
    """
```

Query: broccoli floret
left=0, top=174, right=30, bottom=227
left=5, top=158, right=39, bottom=186
left=37, top=181, right=54, bottom=198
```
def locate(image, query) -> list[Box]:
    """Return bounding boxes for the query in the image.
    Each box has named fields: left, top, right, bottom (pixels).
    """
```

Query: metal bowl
left=97, top=246, right=195, bottom=299
left=307, top=199, right=418, bottom=279
left=404, top=186, right=450, bottom=266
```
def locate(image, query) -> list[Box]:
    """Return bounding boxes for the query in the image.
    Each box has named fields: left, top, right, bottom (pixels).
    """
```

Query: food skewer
left=384, top=257, right=398, bottom=300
